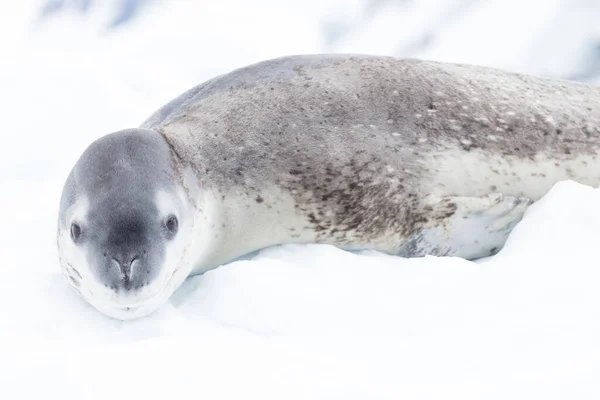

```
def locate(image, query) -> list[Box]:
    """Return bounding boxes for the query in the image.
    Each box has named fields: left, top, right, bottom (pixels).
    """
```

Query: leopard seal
left=57, top=54, right=600, bottom=320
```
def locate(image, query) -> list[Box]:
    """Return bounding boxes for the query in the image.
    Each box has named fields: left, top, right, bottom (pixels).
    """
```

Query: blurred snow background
left=31, top=0, right=600, bottom=80
left=1, top=0, right=600, bottom=399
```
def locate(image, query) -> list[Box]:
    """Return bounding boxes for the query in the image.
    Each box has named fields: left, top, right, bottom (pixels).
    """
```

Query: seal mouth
left=85, top=286, right=162, bottom=310
left=166, top=267, right=179, bottom=286
left=78, top=265, right=183, bottom=319
left=111, top=272, right=179, bottom=311
left=113, top=292, right=161, bottom=309
left=103, top=294, right=163, bottom=317
left=119, top=305, right=142, bottom=312
left=94, top=299, right=161, bottom=321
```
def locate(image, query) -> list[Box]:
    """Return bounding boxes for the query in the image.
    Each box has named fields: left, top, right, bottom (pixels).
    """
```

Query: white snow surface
left=2, top=1, right=600, bottom=398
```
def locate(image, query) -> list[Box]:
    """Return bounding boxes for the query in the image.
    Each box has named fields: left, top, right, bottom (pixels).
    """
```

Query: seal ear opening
left=70, top=223, right=82, bottom=242
left=164, top=215, right=179, bottom=238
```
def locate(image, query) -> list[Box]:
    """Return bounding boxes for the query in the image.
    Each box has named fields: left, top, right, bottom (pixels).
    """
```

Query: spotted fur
left=140, top=54, right=600, bottom=263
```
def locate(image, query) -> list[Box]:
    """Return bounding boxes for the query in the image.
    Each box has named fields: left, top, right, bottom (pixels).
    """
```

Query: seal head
left=57, top=128, right=194, bottom=320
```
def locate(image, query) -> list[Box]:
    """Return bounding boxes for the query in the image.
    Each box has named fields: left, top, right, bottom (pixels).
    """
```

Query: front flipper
left=397, top=193, right=532, bottom=260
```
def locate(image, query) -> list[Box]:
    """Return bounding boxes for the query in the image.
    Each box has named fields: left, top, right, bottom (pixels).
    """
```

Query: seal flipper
left=397, top=194, right=532, bottom=260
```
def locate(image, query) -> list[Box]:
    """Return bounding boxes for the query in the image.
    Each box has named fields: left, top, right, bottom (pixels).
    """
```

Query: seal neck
left=191, top=186, right=319, bottom=274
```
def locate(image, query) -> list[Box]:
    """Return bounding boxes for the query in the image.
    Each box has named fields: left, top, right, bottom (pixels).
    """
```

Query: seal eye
left=70, top=223, right=81, bottom=242
left=165, top=215, right=178, bottom=236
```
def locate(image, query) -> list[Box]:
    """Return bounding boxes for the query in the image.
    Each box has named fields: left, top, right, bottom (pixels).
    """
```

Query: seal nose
left=111, top=255, right=139, bottom=282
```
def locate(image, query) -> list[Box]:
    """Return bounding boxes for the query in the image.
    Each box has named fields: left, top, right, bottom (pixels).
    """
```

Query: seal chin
left=85, top=283, right=170, bottom=320
left=93, top=297, right=166, bottom=320
left=84, top=262, right=189, bottom=320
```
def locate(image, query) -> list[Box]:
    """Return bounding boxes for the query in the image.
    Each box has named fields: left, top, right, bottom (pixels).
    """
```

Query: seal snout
left=102, top=248, right=151, bottom=292
left=111, top=254, right=139, bottom=281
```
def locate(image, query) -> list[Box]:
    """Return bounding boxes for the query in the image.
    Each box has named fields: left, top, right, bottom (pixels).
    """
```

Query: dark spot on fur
left=154, top=55, right=600, bottom=259
left=255, top=196, right=264, bottom=203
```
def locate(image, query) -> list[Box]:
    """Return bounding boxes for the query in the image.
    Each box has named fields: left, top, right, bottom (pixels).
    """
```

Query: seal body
left=59, top=54, right=600, bottom=319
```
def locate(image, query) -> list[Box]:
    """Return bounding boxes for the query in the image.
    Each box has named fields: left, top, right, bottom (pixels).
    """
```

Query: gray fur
left=59, top=129, right=177, bottom=291
left=143, top=54, right=384, bottom=128
left=141, top=54, right=600, bottom=257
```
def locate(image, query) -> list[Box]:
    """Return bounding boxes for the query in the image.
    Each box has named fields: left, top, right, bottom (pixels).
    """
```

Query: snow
left=2, top=0, right=600, bottom=399
left=325, top=0, right=600, bottom=80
